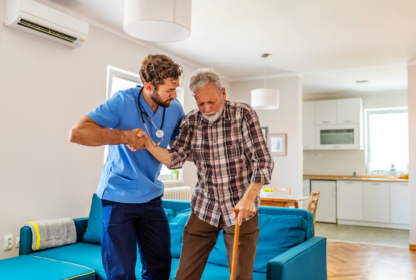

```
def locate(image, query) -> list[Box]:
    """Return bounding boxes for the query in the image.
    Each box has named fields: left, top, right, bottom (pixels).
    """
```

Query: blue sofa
left=16, top=196, right=327, bottom=280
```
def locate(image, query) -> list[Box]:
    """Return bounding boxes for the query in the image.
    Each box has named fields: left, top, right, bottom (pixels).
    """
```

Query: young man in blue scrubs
left=69, top=54, right=185, bottom=280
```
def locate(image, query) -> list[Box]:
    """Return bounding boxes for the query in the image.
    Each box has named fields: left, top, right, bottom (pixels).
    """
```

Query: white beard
left=202, top=101, right=224, bottom=123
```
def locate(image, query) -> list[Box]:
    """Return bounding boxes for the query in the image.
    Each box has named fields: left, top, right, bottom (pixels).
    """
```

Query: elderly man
left=133, top=68, right=274, bottom=279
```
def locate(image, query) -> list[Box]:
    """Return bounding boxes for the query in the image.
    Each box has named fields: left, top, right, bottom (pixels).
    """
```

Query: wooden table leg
left=294, top=202, right=299, bottom=209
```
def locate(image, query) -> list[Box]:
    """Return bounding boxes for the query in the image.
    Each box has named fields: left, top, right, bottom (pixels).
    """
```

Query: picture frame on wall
left=268, top=133, right=287, bottom=156
left=261, top=127, right=268, bottom=141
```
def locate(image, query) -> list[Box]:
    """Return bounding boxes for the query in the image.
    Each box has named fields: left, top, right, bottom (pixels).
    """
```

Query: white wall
left=230, top=76, right=303, bottom=195
left=302, top=91, right=408, bottom=175
left=407, top=64, right=416, bottom=246
left=0, top=1, right=231, bottom=259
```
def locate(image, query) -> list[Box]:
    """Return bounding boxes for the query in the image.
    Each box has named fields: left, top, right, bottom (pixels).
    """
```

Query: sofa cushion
left=83, top=194, right=102, bottom=244
left=169, top=208, right=192, bottom=258
left=0, top=255, right=95, bottom=280
left=207, top=214, right=307, bottom=273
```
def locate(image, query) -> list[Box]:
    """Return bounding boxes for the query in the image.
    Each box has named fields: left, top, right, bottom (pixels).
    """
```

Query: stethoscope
left=138, top=87, right=165, bottom=146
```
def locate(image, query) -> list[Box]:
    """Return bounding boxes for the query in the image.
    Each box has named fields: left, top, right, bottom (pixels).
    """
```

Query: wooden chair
left=307, top=190, right=321, bottom=236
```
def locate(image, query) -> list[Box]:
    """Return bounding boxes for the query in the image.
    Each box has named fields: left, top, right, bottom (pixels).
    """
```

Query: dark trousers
left=101, top=196, right=171, bottom=280
left=175, top=213, right=259, bottom=280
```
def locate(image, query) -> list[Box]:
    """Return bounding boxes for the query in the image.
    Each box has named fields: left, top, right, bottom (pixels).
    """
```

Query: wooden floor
left=327, top=241, right=416, bottom=280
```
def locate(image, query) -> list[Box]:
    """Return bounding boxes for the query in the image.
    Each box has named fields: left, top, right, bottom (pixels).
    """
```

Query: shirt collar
left=198, top=100, right=233, bottom=125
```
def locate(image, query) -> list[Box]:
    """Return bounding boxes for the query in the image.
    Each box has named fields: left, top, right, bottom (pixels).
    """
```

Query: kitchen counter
left=303, top=175, right=408, bottom=183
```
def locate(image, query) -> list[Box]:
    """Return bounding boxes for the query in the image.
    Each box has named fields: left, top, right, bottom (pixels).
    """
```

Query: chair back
left=307, top=190, right=321, bottom=236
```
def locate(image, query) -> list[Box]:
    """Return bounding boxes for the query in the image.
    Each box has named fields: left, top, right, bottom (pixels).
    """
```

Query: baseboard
left=337, top=219, right=410, bottom=230
left=410, top=244, right=416, bottom=251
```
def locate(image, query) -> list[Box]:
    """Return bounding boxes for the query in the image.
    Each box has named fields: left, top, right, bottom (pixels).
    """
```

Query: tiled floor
left=316, top=222, right=410, bottom=247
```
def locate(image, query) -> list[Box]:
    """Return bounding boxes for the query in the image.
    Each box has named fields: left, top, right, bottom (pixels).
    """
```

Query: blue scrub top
left=87, top=86, right=185, bottom=203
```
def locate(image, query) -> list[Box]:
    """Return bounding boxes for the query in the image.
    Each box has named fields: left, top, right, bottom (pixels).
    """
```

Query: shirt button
left=197, top=145, right=199, bottom=148
left=215, top=157, right=217, bottom=160
left=214, top=141, right=216, bottom=143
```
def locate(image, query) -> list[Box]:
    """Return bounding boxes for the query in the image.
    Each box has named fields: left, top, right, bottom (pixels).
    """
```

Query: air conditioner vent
left=17, top=19, right=77, bottom=43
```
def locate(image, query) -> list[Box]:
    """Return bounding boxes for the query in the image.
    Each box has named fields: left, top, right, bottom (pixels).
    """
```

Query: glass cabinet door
left=320, top=129, right=355, bottom=145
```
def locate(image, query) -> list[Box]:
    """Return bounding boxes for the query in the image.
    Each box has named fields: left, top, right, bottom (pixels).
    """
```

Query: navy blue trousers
left=101, top=196, right=171, bottom=280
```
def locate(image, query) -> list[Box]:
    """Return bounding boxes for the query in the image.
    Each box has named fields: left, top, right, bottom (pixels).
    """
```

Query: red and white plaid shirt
left=168, top=100, right=274, bottom=227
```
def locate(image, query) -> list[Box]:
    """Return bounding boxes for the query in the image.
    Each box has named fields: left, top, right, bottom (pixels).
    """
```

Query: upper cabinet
left=302, top=102, right=315, bottom=150
left=315, top=100, right=337, bottom=125
left=337, top=98, right=362, bottom=124
left=303, top=97, right=363, bottom=150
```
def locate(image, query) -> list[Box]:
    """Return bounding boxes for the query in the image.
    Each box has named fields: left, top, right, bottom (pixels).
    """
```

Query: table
left=260, top=195, right=310, bottom=208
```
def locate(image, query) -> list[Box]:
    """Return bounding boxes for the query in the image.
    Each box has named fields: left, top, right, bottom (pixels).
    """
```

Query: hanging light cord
left=264, top=56, right=266, bottom=88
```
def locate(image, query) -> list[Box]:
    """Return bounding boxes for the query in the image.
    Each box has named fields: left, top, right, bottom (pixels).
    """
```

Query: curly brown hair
left=139, top=54, right=184, bottom=89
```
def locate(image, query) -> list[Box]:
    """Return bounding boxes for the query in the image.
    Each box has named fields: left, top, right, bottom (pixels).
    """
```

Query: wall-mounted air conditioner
left=5, top=0, right=89, bottom=48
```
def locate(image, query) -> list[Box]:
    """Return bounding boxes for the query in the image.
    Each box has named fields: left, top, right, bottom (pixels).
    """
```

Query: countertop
left=303, top=175, right=409, bottom=183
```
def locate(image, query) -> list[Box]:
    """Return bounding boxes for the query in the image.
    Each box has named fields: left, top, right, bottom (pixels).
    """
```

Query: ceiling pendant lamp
left=251, top=54, right=279, bottom=110
left=123, top=0, right=192, bottom=43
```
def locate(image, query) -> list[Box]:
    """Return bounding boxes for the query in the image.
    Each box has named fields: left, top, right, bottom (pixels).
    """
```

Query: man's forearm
left=243, top=182, right=265, bottom=202
left=69, top=117, right=128, bottom=147
left=147, top=144, right=172, bottom=166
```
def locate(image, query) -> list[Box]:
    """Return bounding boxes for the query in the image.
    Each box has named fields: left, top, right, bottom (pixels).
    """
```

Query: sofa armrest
left=19, top=217, right=89, bottom=256
left=267, top=237, right=327, bottom=280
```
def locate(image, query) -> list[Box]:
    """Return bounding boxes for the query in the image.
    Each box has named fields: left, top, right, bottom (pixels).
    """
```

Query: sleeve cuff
left=250, top=168, right=272, bottom=185
left=168, top=150, right=184, bottom=170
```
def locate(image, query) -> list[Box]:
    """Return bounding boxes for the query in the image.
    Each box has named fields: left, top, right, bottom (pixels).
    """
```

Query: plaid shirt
left=168, top=100, right=274, bottom=227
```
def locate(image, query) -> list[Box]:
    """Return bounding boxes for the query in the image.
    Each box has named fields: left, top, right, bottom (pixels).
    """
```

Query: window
left=366, top=108, right=409, bottom=174
left=105, top=66, right=184, bottom=182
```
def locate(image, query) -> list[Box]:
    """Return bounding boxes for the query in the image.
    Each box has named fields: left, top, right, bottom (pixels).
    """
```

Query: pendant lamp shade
left=251, top=89, right=279, bottom=110
left=124, top=0, right=192, bottom=43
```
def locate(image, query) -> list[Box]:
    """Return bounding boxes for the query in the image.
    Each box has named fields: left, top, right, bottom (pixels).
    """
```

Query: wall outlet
left=3, top=234, right=13, bottom=251
left=16, top=237, right=20, bottom=248
left=312, top=153, right=322, bottom=157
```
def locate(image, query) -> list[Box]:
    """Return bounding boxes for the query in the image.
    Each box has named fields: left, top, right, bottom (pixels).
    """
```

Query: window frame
left=365, top=107, right=408, bottom=174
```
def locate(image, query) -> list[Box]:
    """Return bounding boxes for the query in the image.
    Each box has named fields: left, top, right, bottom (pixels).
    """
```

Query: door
left=303, top=102, right=315, bottom=150
left=337, top=98, right=362, bottom=124
left=390, top=183, right=410, bottom=224
left=337, top=181, right=364, bottom=221
left=315, top=100, right=337, bottom=125
left=315, top=124, right=360, bottom=150
left=363, top=182, right=390, bottom=223
left=311, top=180, right=337, bottom=223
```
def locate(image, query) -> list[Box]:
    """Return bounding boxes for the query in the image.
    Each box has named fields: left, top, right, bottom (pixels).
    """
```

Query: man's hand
left=125, top=129, right=149, bottom=151
left=234, top=197, right=256, bottom=226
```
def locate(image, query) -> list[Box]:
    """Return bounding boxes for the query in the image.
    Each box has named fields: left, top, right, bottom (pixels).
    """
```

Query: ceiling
left=41, top=0, right=415, bottom=95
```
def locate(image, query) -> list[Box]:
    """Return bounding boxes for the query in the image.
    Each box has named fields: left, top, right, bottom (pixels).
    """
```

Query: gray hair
left=189, top=68, right=223, bottom=95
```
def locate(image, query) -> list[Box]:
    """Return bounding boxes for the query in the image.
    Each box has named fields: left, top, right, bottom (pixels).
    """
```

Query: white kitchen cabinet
left=337, top=181, right=363, bottom=221
left=315, top=100, right=337, bottom=125
left=315, top=124, right=361, bottom=150
left=311, top=180, right=337, bottom=223
left=363, top=182, right=390, bottom=223
left=337, top=98, right=362, bottom=124
left=302, top=102, right=315, bottom=150
left=390, top=183, right=410, bottom=224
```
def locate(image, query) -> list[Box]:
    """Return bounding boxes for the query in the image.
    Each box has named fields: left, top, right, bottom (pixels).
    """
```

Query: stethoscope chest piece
left=156, top=130, right=164, bottom=138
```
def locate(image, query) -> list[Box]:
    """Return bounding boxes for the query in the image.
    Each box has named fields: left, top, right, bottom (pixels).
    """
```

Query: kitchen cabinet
left=363, top=182, right=390, bottom=223
left=390, top=183, right=410, bottom=224
left=337, top=181, right=363, bottom=221
left=337, top=98, right=362, bottom=124
left=315, top=100, right=337, bottom=125
left=315, top=124, right=361, bottom=150
left=302, top=102, right=315, bottom=150
left=311, top=180, right=337, bottom=223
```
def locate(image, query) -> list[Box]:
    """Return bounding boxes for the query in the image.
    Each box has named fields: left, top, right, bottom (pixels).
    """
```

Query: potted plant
left=172, top=170, right=179, bottom=180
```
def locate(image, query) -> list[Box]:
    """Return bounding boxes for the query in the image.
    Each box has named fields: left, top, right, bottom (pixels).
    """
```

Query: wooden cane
left=230, top=209, right=256, bottom=280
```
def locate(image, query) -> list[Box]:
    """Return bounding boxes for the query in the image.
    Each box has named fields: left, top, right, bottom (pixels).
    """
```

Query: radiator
left=163, top=186, right=191, bottom=201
